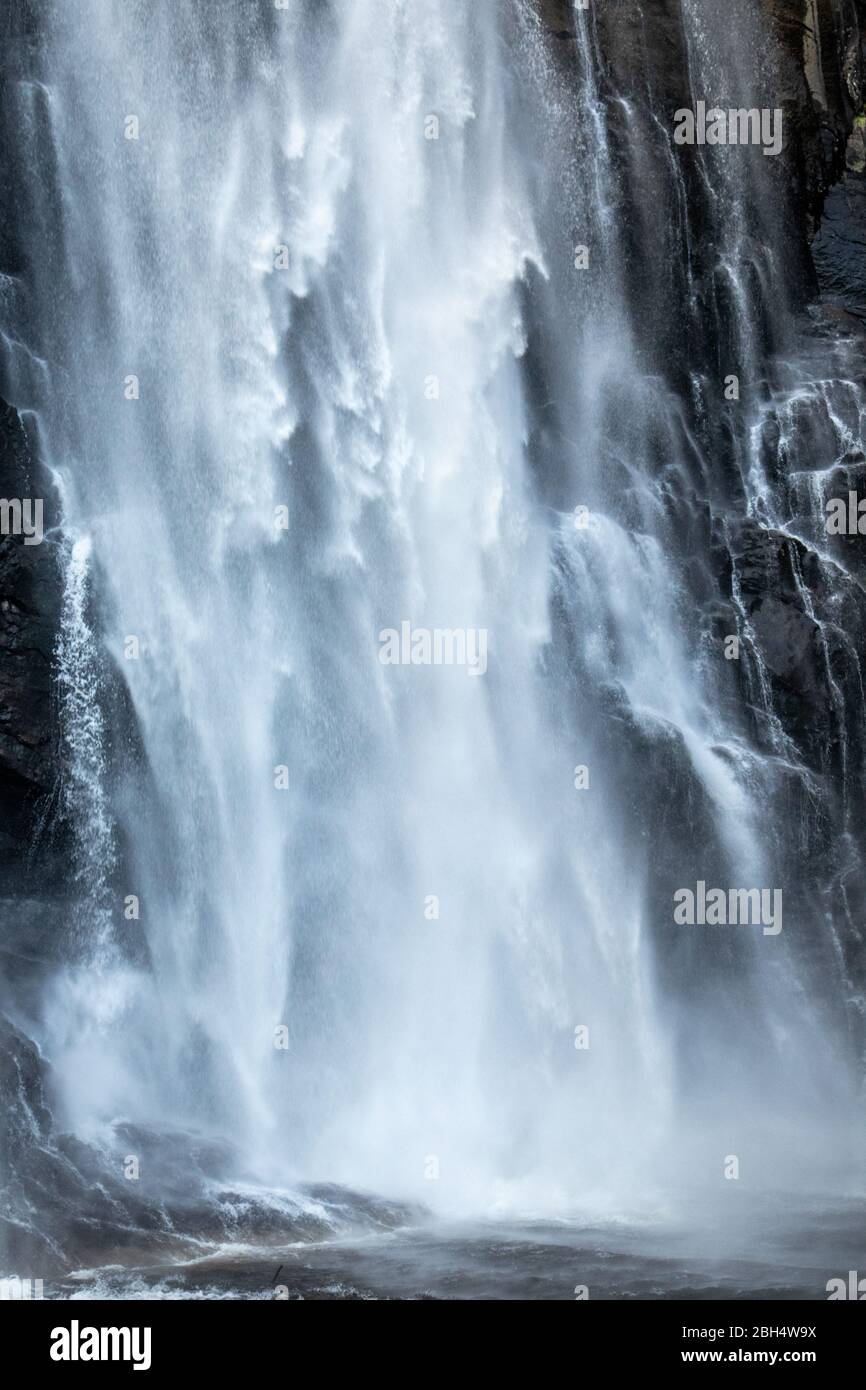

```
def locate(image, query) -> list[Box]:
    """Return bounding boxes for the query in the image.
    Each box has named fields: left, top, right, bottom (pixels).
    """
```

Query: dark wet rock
left=847, top=118, right=866, bottom=172
left=525, top=0, right=866, bottom=1060
left=808, top=299, right=866, bottom=336
left=762, top=0, right=862, bottom=231
left=794, top=0, right=866, bottom=316
left=0, top=1011, right=423, bottom=1276
left=724, top=515, right=866, bottom=776
left=0, top=0, right=67, bottom=897
left=812, top=168, right=866, bottom=318
left=300, top=1182, right=426, bottom=1232
left=0, top=400, right=63, bottom=884
left=0, top=1012, right=52, bottom=1157
left=535, top=0, right=574, bottom=42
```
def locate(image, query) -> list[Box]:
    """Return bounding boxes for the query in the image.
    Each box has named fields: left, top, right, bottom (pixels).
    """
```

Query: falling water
left=1, top=0, right=865, bottom=1287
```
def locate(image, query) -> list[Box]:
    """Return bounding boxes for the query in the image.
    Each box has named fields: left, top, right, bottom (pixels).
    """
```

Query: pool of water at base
left=46, top=1196, right=866, bottom=1301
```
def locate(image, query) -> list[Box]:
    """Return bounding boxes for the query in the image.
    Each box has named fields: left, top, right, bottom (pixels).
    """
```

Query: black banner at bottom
left=5, top=1297, right=860, bottom=1375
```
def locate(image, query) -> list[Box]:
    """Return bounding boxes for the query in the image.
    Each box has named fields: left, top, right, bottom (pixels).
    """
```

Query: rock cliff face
left=0, top=1, right=64, bottom=895
left=538, top=0, right=864, bottom=301
left=529, top=0, right=866, bottom=1048
left=0, top=403, right=61, bottom=885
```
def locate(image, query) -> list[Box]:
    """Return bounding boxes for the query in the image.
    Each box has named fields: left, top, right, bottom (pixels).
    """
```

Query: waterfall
left=1, top=0, right=863, bottom=1250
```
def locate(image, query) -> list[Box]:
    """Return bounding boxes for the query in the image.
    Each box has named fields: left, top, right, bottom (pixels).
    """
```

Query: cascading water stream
left=0, top=0, right=863, bottom=1249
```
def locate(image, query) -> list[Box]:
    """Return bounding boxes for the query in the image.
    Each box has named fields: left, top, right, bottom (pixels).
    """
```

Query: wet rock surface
left=527, top=0, right=866, bottom=1058
left=813, top=168, right=866, bottom=316
left=0, top=401, right=62, bottom=883
left=0, top=1013, right=421, bottom=1274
